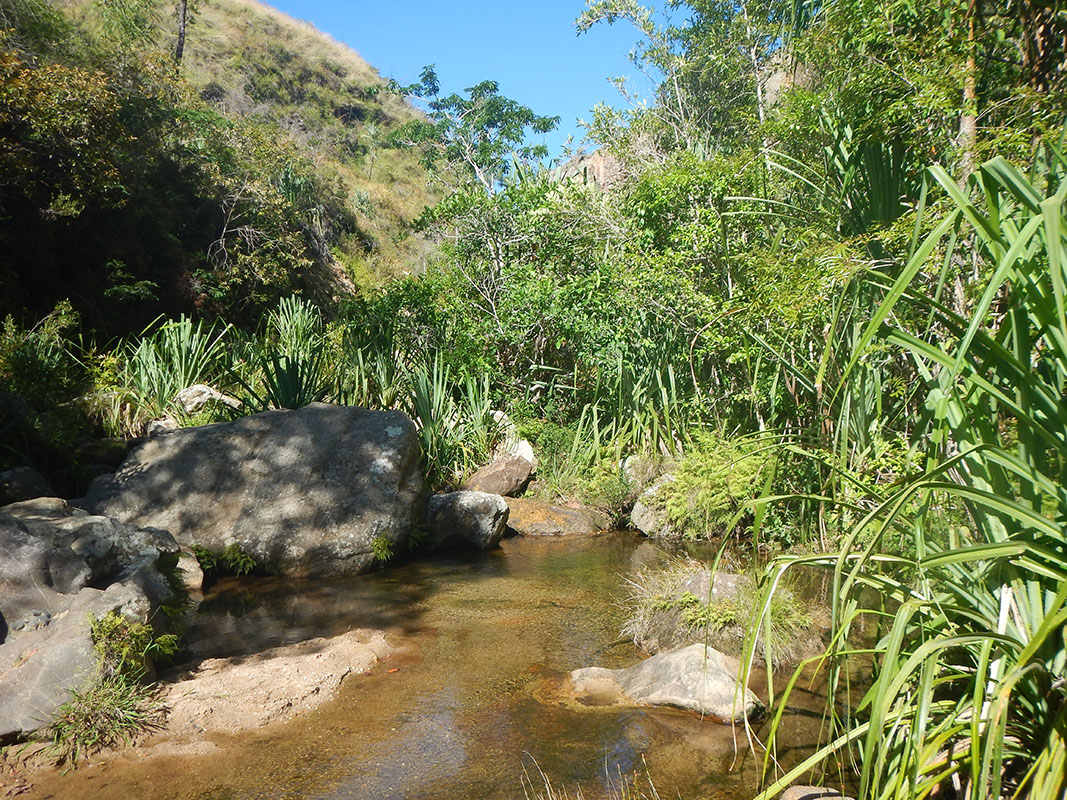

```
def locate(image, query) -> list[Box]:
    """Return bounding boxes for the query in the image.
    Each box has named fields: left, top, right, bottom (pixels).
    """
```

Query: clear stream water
left=26, top=533, right=828, bottom=800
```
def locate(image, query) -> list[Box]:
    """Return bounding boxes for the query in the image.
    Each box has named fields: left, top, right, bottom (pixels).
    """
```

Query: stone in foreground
left=570, top=643, right=762, bottom=723
left=83, top=404, right=423, bottom=577
left=424, top=491, right=509, bottom=551
left=504, top=497, right=611, bottom=537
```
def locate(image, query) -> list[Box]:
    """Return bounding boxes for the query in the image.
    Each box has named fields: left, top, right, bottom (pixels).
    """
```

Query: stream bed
left=25, top=533, right=827, bottom=800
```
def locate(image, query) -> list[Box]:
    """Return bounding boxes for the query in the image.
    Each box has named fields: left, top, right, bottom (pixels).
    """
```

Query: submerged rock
left=83, top=404, right=423, bottom=577
left=161, top=629, right=392, bottom=738
left=424, top=491, right=509, bottom=550
left=504, top=498, right=611, bottom=537
left=570, top=643, right=763, bottom=723
left=462, top=454, right=533, bottom=497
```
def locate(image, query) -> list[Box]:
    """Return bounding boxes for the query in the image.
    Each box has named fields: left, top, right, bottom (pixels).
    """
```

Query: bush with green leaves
left=649, top=431, right=770, bottom=541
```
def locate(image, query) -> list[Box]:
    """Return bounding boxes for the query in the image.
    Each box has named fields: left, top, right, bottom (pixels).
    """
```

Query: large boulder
left=0, top=581, right=150, bottom=741
left=570, top=643, right=762, bottom=723
left=461, top=454, right=532, bottom=497
left=424, top=491, right=509, bottom=551
left=4, top=498, right=181, bottom=604
left=83, top=404, right=423, bottom=577
left=504, top=498, right=611, bottom=537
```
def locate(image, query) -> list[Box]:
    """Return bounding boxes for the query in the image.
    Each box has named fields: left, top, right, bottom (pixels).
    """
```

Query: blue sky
left=266, top=0, right=656, bottom=160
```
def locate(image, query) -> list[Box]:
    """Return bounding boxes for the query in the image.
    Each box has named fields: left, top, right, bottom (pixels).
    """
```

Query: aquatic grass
left=747, top=156, right=1067, bottom=800
left=520, top=754, right=661, bottom=800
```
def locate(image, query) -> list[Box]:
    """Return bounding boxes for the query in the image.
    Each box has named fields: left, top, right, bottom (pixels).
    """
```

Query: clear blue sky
left=266, top=0, right=655, bottom=161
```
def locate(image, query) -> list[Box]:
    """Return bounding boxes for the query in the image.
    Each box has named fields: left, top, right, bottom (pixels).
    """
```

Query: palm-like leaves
left=750, top=157, right=1067, bottom=800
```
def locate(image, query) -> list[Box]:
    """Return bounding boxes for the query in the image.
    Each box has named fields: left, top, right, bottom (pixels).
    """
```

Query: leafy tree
left=392, top=65, right=560, bottom=194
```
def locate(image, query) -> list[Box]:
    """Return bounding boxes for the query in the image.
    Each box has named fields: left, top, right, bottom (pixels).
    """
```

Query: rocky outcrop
left=83, top=404, right=423, bottom=577
left=461, top=455, right=532, bottom=497
left=175, top=383, right=241, bottom=414
left=570, top=643, right=762, bottom=723
left=504, top=498, right=611, bottom=537
left=490, top=410, right=537, bottom=470
left=0, top=501, right=178, bottom=741
left=635, top=569, right=753, bottom=655
left=0, top=467, right=54, bottom=505
left=0, top=582, right=149, bottom=742
left=423, top=491, right=509, bottom=551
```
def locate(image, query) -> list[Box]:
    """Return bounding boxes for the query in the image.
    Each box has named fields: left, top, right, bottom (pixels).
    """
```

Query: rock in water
left=504, top=498, right=611, bottom=537
left=424, top=491, right=509, bottom=550
left=570, top=643, right=762, bottom=723
left=83, top=404, right=423, bottom=577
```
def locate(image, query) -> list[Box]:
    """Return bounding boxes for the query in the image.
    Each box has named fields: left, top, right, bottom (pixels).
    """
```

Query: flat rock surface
left=570, top=643, right=762, bottom=723
left=0, top=582, right=150, bottom=740
left=158, top=629, right=393, bottom=740
left=83, top=404, right=423, bottom=577
left=504, top=498, right=610, bottom=537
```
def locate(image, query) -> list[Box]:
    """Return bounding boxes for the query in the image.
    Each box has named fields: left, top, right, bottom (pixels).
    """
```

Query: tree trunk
left=957, top=0, right=978, bottom=182
left=174, top=0, right=188, bottom=66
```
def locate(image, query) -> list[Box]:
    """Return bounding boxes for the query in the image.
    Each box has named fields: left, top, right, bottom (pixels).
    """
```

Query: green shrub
left=655, top=431, right=769, bottom=540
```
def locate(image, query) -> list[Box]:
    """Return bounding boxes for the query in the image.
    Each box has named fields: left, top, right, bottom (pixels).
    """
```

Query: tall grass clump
left=748, top=155, right=1067, bottom=800
left=108, top=316, right=230, bottom=434
left=234, top=296, right=332, bottom=410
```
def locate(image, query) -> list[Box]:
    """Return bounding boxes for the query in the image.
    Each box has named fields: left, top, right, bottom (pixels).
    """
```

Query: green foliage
left=655, top=432, right=769, bottom=540
left=370, top=534, right=394, bottom=563
left=191, top=543, right=256, bottom=577
left=89, top=611, right=179, bottom=677
left=750, top=158, right=1067, bottom=800
left=393, top=65, right=560, bottom=193
left=48, top=671, right=167, bottom=767
left=221, top=543, right=256, bottom=577
left=47, top=610, right=177, bottom=766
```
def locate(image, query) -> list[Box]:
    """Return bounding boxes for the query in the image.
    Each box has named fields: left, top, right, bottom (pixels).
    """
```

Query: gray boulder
left=0, top=581, right=149, bottom=741
left=570, top=643, right=762, bottom=723
left=0, top=466, right=54, bottom=505
left=83, top=404, right=423, bottom=577
left=504, top=498, right=611, bottom=537
left=630, top=474, right=680, bottom=538
left=462, top=455, right=532, bottom=497
left=424, top=491, right=509, bottom=550
left=0, top=511, right=91, bottom=641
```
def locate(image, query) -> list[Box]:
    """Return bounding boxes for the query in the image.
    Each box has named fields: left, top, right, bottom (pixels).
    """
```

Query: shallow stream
left=26, top=533, right=827, bottom=800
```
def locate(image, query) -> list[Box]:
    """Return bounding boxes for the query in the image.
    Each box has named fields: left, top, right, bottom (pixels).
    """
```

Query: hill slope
left=1, top=0, right=436, bottom=332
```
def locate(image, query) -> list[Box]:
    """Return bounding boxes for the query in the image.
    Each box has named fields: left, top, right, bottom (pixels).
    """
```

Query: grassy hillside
left=62, top=0, right=439, bottom=287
